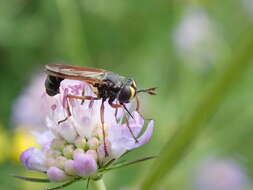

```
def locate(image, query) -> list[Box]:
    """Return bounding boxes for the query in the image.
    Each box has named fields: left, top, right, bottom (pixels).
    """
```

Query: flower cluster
left=172, top=5, right=225, bottom=70
left=20, top=79, right=154, bottom=182
left=193, top=157, right=250, bottom=190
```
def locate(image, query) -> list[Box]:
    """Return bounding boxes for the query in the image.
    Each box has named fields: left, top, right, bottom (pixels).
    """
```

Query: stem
left=55, top=0, right=91, bottom=65
left=91, top=179, right=107, bottom=190
left=139, top=27, right=253, bottom=189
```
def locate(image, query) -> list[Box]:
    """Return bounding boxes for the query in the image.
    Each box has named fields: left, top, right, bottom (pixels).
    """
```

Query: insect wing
left=45, top=63, right=108, bottom=84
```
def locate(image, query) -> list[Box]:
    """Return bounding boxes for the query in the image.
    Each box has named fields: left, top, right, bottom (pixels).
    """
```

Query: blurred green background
left=1, top=0, right=253, bottom=189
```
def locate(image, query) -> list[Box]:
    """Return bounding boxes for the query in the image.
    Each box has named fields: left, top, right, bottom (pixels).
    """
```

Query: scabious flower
left=11, top=73, right=55, bottom=162
left=19, top=79, right=154, bottom=183
left=242, top=0, right=253, bottom=19
left=12, top=73, right=50, bottom=131
left=172, top=5, right=227, bottom=70
left=192, top=157, right=250, bottom=190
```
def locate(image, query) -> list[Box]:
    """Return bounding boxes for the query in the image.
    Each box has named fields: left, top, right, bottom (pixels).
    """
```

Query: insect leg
left=89, top=100, right=94, bottom=109
left=81, top=87, right=86, bottom=105
left=109, top=102, right=122, bottom=108
left=108, top=100, right=122, bottom=119
left=125, top=116, right=139, bottom=143
left=58, top=98, right=72, bottom=124
left=122, top=104, right=134, bottom=119
left=118, top=103, right=138, bottom=143
left=67, top=95, right=100, bottom=101
left=100, top=99, right=109, bottom=157
left=115, top=108, right=118, bottom=119
left=58, top=95, right=100, bottom=124
left=135, top=95, right=140, bottom=113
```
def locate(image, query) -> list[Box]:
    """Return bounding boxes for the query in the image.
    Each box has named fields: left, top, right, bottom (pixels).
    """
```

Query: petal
left=58, top=122, right=77, bottom=143
left=110, top=143, right=127, bottom=158
left=64, top=160, right=76, bottom=175
left=47, top=167, right=69, bottom=182
left=132, top=120, right=154, bottom=149
left=73, top=149, right=85, bottom=160
left=32, top=131, right=55, bottom=146
left=20, top=147, right=35, bottom=169
left=72, top=106, right=94, bottom=138
left=128, top=111, right=144, bottom=127
left=20, top=147, right=47, bottom=172
left=73, top=153, right=97, bottom=177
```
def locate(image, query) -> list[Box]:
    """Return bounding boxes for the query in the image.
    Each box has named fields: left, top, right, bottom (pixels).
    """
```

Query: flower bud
left=51, top=139, right=65, bottom=151
left=73, top=148, right=85, bottom=159
left=20, top=147, right=47, bottom=172
left=46, top=149, right=61, bottom=158
left=58, top=122, right=77, bottom=143
left=86, top=150, right=98, bottom=161
left=47, top=167, right=69, bottom=182
left=74, top=137, right=87, bottom=150
left=73, top=153, right=97, bottom=177
left=93, top=125, right=108, bottom=140
left=63, top=145, right=74, bottom=159
left=64, top=160, right=76, bottom=175
left=97, top=143, right=111, bottom=164
left=88, top=137, right=99, bottom=150
left=55, top=156, right=67, bottom=169
left=20, top=147, right=34, bottom=169
left=45, top=158, right=56, bottom=168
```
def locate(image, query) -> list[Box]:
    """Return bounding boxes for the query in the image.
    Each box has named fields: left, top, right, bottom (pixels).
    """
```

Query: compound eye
left=118, top=86, right=131, bottom=103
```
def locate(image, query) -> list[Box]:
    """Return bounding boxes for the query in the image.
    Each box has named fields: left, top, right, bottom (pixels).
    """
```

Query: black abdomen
left=45, top=75, right=64, bottom=96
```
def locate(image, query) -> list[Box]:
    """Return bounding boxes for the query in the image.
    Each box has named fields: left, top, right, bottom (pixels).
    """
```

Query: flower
left=20, top=79, right=154, bottom=182
left=242, top=0, right=253, bottom=19
left=192, top=157, right=250, bottom=190
left=172, top=5, right=227, bottom=69
left=11, top=73, right=50, bottom=131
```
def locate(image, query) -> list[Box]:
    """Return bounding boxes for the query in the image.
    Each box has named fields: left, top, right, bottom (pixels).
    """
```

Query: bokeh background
left=1, top=0, right=253, bottom=189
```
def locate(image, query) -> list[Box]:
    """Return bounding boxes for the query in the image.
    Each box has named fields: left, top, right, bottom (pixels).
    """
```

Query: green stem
left=55, top=0, right=91, bottom=65
left=91, top=179, right=107, bottom=190
left=139, top=28, right=253, bottom=189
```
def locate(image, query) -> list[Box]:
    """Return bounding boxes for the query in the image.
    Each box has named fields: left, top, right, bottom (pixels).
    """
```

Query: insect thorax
left=94, top=72, right=126, bottom=101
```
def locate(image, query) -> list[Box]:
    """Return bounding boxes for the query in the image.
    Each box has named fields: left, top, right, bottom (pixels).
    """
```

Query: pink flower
left=12, top=73, right=53, bottom=131
left=47, top=167, right=69, bottom=182
left=20, top=79, right=154, bottom=182
left=20, top=147, right=47, bottom=172
left=193, top=157, right=250, bottom=190
left=73, top=153, right=97, bottom=177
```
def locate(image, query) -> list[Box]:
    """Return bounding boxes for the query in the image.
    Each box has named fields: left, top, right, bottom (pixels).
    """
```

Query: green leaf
left=45, top=177, right=83, bottom=190
left=45, top=180, right=76, bottom=190
left=105, top=156, right=157, bottom=171
left=11, top=174, right=50, bottom=183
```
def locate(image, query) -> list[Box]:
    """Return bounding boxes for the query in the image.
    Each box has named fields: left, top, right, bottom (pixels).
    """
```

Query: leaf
left=45, top=177, right=83, bottom=190
left=45, top=180, right=76, bottom=190
left=11, top=174, right=50, bottom=183
left=105, top=156, right=157, bottom=171
left=102, top=158, right=115, bottom=169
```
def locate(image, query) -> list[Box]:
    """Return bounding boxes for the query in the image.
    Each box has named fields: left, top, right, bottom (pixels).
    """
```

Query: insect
left=45, top=63, right=156, bottom=155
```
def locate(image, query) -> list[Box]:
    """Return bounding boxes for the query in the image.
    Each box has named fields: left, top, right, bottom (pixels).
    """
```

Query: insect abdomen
left=45, top=75, right=64, bottom=96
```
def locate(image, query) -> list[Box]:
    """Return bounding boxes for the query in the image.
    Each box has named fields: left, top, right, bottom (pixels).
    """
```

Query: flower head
left=172, top=5, right=226, bottom=69
left=20, top=79, right=154, bottom=182
left=193, top=157, right=250, bottom=190
left=12, top=73, right=52, bottom=131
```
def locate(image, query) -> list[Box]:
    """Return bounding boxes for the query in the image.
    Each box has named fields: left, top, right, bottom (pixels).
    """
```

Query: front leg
left=58, top=95, right=100, bottom=124
left=67, top=95, right=100, bottom=101
left=109, top=100, right=122, bottom=118
left=58, top=99, right=72, bottom=124
left=100, top=99, right=109, bottom=157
